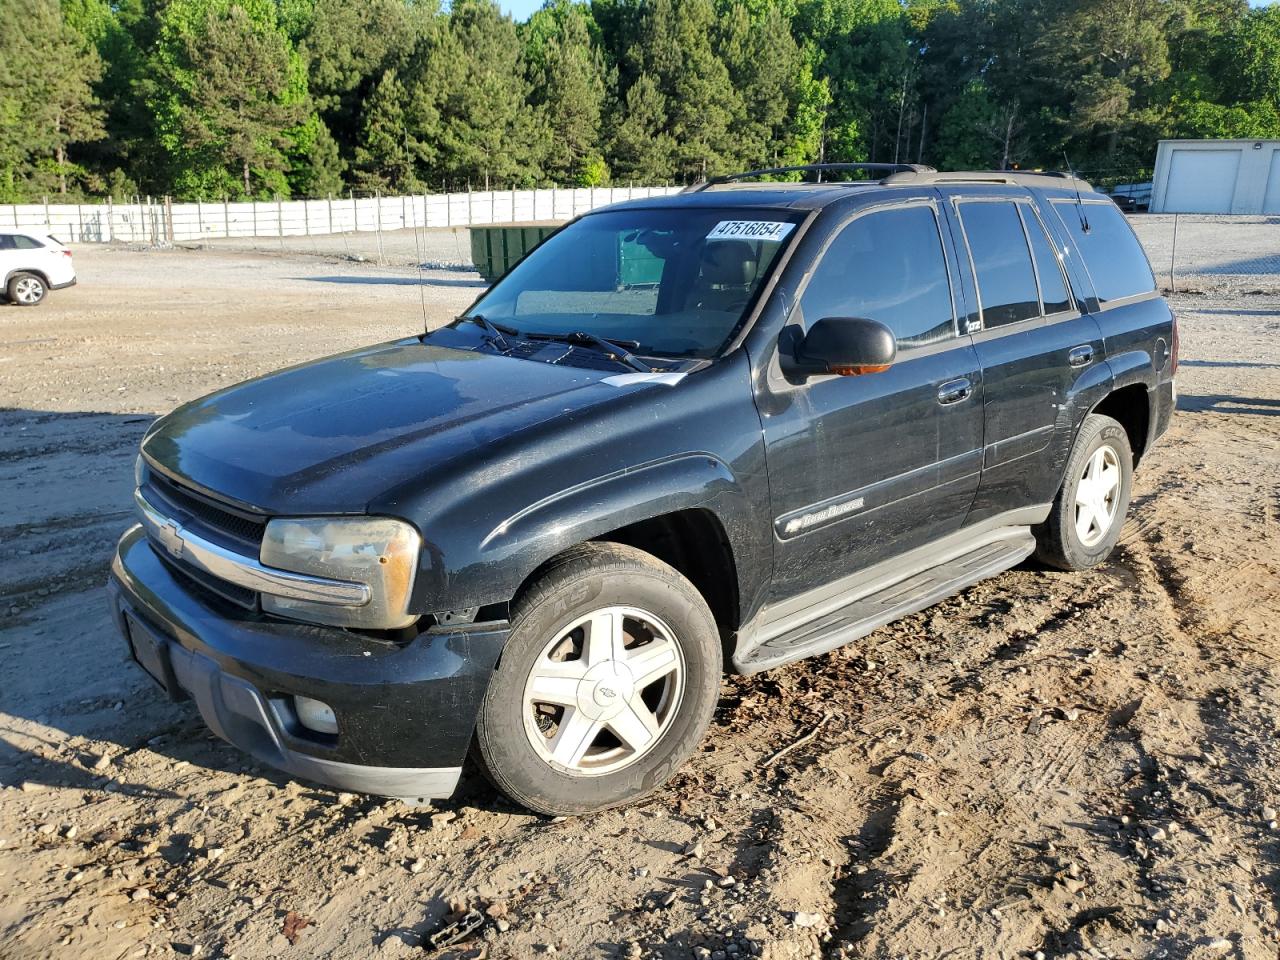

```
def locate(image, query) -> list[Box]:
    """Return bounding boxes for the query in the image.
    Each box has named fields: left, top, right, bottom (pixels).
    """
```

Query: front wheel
left=7, top=273, right=47, bottom=306
left=472, top=542, right=722, bottom=815
left=1034, top=413, right=1134, bottom=570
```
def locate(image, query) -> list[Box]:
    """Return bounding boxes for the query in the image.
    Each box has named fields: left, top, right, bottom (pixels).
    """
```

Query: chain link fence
left=1129, top=214, right=1280, bottom=293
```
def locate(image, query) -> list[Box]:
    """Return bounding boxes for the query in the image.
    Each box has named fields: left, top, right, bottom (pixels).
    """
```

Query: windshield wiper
left=456, top=314, right=518, bottom=352
left=524, top=330, right=654, bottom=373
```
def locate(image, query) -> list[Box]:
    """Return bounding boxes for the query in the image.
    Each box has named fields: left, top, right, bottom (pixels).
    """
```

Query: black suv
left=109, top=164, right=1176, bottom=815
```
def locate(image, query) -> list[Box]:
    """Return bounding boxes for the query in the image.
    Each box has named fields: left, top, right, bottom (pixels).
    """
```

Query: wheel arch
left=5, top=267, right=50, bottom=288
left=508, top=508, right=742, bottom=645
left=1089, top=383, right=1151, bottom=465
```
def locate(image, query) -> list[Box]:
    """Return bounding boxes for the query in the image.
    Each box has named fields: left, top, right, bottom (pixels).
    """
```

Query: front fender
left=378, top=352, right=772, bottom=620
left=406, top=454, right=761, bottom=617
left=476, top=452, right=756, bottom=600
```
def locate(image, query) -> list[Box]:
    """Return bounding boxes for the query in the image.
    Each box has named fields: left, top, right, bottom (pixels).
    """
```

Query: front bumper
left=109, top=524, right=507, bottom=801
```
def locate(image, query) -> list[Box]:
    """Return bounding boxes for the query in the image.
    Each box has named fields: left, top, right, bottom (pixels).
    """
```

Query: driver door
left=756, top=199, right=985, bottom=610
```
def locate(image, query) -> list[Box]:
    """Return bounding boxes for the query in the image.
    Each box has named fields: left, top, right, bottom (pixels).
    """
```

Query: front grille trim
left=145, top=472, right=266, bottom=548
left=133, top=488, right=371, bottom=608
left=157, top=549, right=259, bottom=611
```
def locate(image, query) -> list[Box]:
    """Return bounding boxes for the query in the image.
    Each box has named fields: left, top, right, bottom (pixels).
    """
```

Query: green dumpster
left=470, top=223, right=560, bottom=282
left=470, top=222, right=668, bottom=286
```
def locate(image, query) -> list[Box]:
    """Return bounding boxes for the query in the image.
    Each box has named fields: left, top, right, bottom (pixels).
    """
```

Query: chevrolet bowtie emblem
left=157, top=519, right=185, bottom=559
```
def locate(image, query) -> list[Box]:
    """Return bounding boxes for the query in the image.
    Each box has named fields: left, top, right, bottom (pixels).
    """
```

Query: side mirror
left=788, top=316, right=897, bottom=377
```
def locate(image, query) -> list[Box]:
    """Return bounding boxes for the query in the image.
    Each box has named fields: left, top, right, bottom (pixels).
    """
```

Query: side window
left=13, top=235, right=43, bottom=249
left=1052, top=200, right=1156, bottom=304
left=1021, top=208, right=1072, bottom=315
left=0, top=235, right=16, bottom=250
left=799, top=205, right=955, bottom=348
left=958, top=200, right=1040, bottom=327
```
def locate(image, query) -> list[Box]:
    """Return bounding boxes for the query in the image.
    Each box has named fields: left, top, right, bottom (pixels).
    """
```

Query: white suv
left=1, top=231, right=77, bottom=306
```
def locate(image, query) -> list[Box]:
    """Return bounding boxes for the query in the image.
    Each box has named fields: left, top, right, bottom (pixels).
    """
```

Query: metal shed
left=1151, top=139, right=1280, bottom=214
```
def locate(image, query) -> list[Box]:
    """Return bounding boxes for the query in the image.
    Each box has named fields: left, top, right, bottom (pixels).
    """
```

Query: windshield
left=464, top=207, right=803, bottom=359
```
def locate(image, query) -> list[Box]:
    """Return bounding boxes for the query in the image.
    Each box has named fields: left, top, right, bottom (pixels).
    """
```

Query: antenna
left=1063, top=153, right=1091, bottom=234
left=406, top=125, right=430, bottom=334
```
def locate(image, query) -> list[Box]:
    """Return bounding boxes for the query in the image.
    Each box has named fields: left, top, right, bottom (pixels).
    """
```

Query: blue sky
left=500, top=0, right=542, bottom=21
left=499, top=0, right=1276, bottom=21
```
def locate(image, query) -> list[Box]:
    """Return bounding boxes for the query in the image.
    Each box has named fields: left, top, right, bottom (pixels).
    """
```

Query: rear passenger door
left=942, top=190, right=1107, bottom=524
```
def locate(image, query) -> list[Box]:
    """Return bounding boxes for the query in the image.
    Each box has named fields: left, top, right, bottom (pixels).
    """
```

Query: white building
left=1150, top=139, right=1280, bottom=214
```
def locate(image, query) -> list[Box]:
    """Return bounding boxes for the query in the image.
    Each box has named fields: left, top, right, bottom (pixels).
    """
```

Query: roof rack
left=688, top=162, right=936, bottom=191
left=880, top=169, right=1094, bottom=191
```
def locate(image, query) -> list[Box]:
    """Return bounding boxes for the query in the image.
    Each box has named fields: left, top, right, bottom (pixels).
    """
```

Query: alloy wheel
left=1074, top=444, right=1122, bottom=548
left=14, top=277, right=44, bottom=304
left=521, top=605, right=685, bottom=776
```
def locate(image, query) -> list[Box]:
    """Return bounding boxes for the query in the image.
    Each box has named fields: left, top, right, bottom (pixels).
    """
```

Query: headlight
left=259, top=516, right=421, bottom=629
left=135, top=455, right=147, bottom=488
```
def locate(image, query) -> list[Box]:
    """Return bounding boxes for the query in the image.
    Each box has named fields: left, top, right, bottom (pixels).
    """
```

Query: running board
left=734, top=533, right=1036, bottom=674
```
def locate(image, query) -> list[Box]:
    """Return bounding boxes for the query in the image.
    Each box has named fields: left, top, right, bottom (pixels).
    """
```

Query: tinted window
left=1052, top=200, right=1155, bottom=304
left=13, top=235, right=43, bottom=249
left=799, top=205, right=954, bottom=348
left=1022, top=208, right=1072, bottom=314
left=0, top=236, right=14, bottom=251
left=959, top=201, right=1040, bottom=327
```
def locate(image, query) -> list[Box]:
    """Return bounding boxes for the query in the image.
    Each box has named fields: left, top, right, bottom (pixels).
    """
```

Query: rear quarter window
left=1052, top=200, right=1155, bottom=304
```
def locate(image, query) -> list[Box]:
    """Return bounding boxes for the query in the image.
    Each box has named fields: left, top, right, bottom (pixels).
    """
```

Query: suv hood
left=141, top=338, right=656, bottom=515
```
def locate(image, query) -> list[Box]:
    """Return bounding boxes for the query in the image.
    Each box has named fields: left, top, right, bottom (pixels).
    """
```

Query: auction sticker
left=706, top=220, right=795, bottom=242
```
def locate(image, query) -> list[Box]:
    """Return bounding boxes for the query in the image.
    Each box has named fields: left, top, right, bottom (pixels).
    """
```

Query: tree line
left=2, top=0, right=1279, bottom=202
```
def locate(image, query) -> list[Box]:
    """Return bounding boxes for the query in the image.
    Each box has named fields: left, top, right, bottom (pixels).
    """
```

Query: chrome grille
left=145, top=471, right=266, bottom=548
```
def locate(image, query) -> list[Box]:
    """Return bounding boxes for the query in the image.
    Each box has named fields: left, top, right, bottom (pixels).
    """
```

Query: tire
left=472, top=542, right=722, bottom=815
left=7, top=272, right=46, bottom=306
left=1034, top=413, right=1134, bottom=571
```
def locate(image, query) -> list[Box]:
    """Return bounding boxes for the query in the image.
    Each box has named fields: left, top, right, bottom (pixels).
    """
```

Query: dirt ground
left=1, top=238, right=1278, bottom=960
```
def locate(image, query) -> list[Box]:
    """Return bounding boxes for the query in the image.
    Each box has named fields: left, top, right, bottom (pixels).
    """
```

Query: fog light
left=294, top=696, right=339, bottom=735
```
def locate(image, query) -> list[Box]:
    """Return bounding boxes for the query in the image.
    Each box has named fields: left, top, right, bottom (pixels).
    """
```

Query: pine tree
left=718, top=2, right=804, bottom=170
left=1044, top=0, right=1173, bottom=164
left=289, top=115, right=347, bottom=196
left=527, top=1, right=611, bottom=184
left=415, top=0, right=542, bottom=186
left=352, top=69, right=418, bottom=192
left=0, top=0, right=105, bottom=200
left=152, top=0, right=307, bottom=198
left=633, top=0, right=738, bottom=180
left=300, top=0, right=416, bottom=162
left=609, top=72, right=676, bottom=181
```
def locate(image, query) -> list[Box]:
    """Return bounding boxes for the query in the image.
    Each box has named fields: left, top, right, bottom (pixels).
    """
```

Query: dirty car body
left=109, top=167, right=1176, bottom=806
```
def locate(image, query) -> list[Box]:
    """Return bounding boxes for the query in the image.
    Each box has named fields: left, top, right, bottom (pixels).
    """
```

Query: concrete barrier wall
left=2, top=186, right=684, bottom=244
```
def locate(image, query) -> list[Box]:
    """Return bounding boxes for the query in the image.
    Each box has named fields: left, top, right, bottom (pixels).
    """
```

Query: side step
left=734, top=533, right=1036, bottom=674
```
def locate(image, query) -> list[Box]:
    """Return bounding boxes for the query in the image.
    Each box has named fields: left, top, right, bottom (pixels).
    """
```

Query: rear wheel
left=7, top=273, right=46, bottom=306
left=472, top=542, right=722, bottom=815
left=1034, top=413, right=1133, bottom=570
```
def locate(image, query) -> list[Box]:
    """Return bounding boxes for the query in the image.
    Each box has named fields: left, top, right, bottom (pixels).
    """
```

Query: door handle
left=937, top=378, right=972, bottom=405
left=1068, top=345, right=1094, bottom=367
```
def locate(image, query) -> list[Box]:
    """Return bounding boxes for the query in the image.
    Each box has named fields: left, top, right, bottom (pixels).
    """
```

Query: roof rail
left=688, top=162, right=936, bottom=191
left=881, top=169, right=1094, bottom=191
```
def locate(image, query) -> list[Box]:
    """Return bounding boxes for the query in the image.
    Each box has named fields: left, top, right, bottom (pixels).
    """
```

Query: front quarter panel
left=372, top=352, right=771, bottom=622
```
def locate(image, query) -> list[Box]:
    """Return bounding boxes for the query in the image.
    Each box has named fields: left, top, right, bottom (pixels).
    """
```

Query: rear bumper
left=109, top=524, right=507, bottom=801
left=50, top=276, right=77, bottom=290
